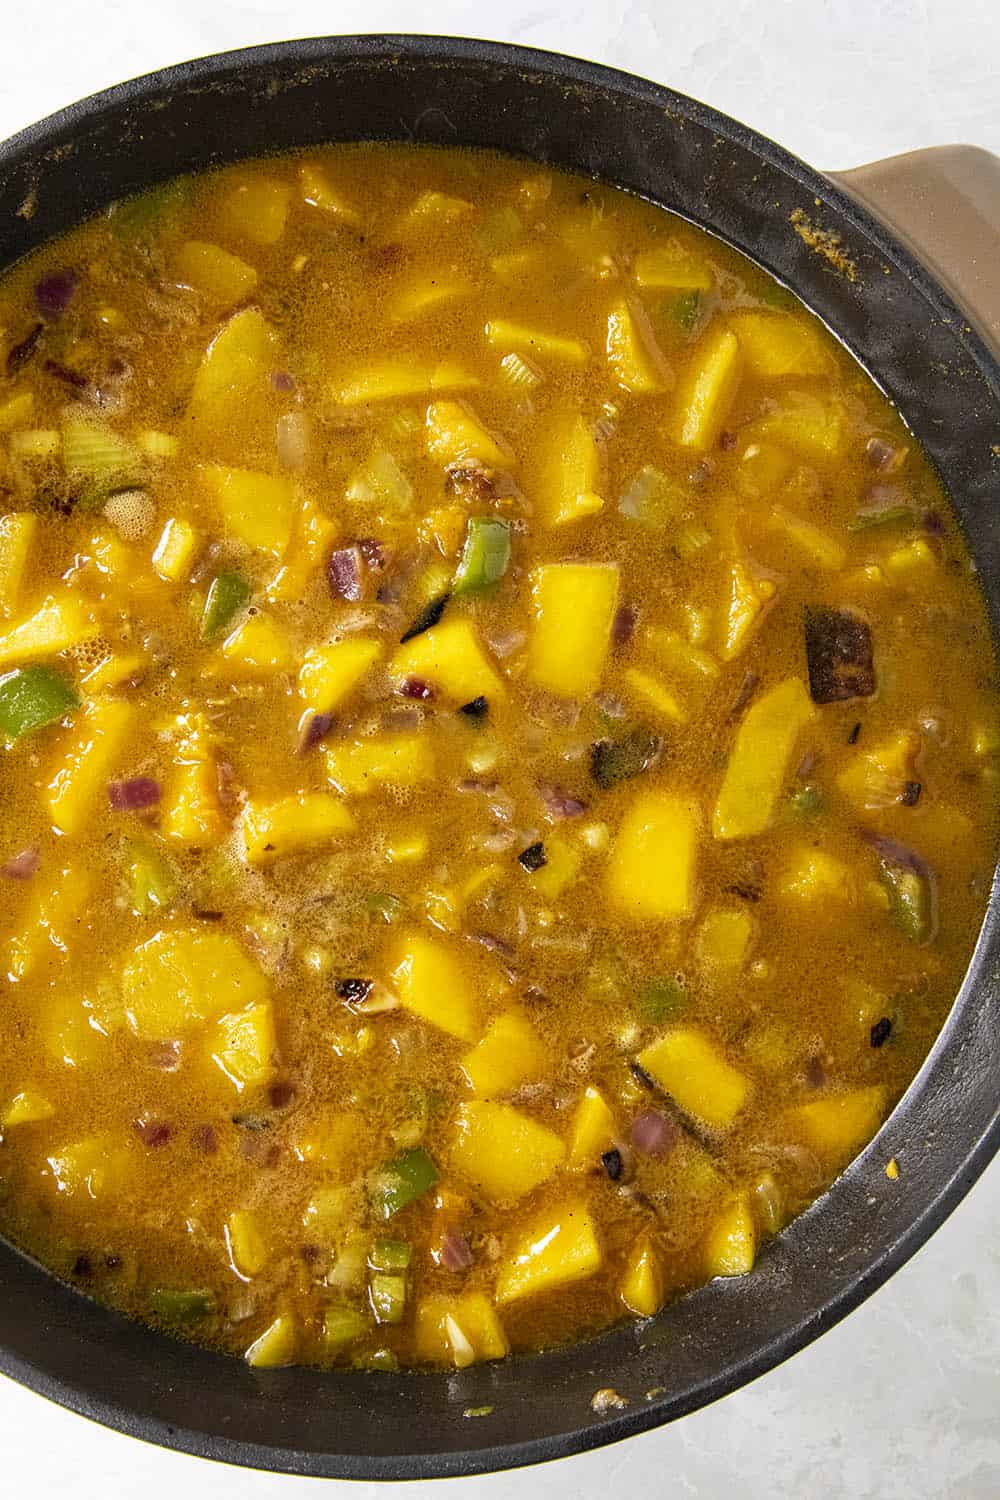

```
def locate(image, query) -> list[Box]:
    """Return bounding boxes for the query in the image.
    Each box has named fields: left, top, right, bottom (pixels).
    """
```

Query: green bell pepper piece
left=453, top=517, right=511, bottom=596
left=0, top=665, right=79, bottom=740
left=150, top=1287, right=216, bottom=1323
left=201, top=571, right=250, bottom=641
left=370, top=1146, right=438, bottom=1220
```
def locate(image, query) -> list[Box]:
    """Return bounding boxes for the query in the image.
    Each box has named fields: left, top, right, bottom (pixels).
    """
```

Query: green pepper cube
left=453, top=517, right=511, bottom=597
left=878, top=858, right=935, bottom=943
left=0, top=665, right=79, bottom=741
left=150, top=1287, right=216, bottom=1323
left=127, top=841, right=176, bottom=916
left=370, top=1146, right=438, bottom=1220
left=637, top=977, right=685, bottom=1023
left=201, top=571, right=251, bottom=641
left=369, top=1238, right=413, bottom=1272
left=322, top=1302, right=369, bottom=1352
left=369, top=1272, right=407, bottom=1325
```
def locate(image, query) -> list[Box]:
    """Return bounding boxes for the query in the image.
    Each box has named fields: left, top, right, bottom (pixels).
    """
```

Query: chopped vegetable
left=591, top=728, right=661, bottom=789
left=0, top=666, right=78, bottom=740
left=201, top=572, right=251, bottom=641
left=371, top=1147, right=439, bottom=1220
left=453, top=518, right=511, bottom=596
left=151, top=1288, right=216, bottom=1323
left=804, top=607, right=876, bottom=703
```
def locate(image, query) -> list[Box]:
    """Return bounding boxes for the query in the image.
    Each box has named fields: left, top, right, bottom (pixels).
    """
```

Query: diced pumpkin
left=0, top=390, right=34, bottom=430
left=397, top=190, right=473, bottom=230
left=173, top=241, right=258, bottom=303
left=388, top=930, right=478, bottom=1041
left=645, top=628, right=720, bottom=680
left=0, top=513, right=38, bottom=616
left=413, top=1292, right=509, bottom=1367
left=332, top=360, right=478, bottom=405
left=5, top=864, right=92, bottom=983
left=779, top=845, right=856, bottom=903
left=606, top=297, right=671, bottom=394
left=718, top=561, right=777, bottom=661
left=620, top=1234, right=665, bottom=1316
left=884, top=537, right=937, bottom=583
left=526, top=834, right=582, bottom=900
left=461, top=1012, right=548, bottom=1096
left=567, top=1086, right=617, bottom=1169
left=46, top=1133, right=132, bottom=1200
left=227, top=1210, right=268, bottom=1276
left=46, top=698, right=136, bottom=836
left=767, top=505, right=846, bottom=571
left=633, top=247, right=713, bottom=291
left=299, top=162, right=362, bottom=224
left=325, top=733, right=436, bottom=797
left=299, top=638, right=382, bottom=715
left=123, top=926, right=268, bottom=1040
left=495, top=1199, right=602, bottom=1305
left=220, top=615, right=294, bottom=676
left=526, top=563, right=619, bottom=697
left=186, top=308, right=276, bottom=430
left=45, top=997, right=108, bottom=1071
left=160, top=715, right=225, bottom=848
left=242, top=792, right=355, bottom=865
left=2, top=1089, right=55, bottom=1127
left=623, top=667, right=687, bottom=724
left=0, top=592, right=98, bottom=669
left=219, top=175, right=290, bottom=245
left=203, top=465, right=296, bottom=557
left=212, top=1001, right=277, bottom=1092
left=390, top=619, right=504, bottom=705
left=265, top=496, right=338, bottom=603
left=790, top=1085, right=888, bottom=1168
left=245, top=1314, right=296, bottom=1368
left=671, top=326, right=742, bottom=450
left=837, top=730, right=920, bottom=812
left=696, top=907, right=753, bottom=973
left=425, top=401, right=509, bottom=468
left=484, top=319, right=588, bottom=365
left=291, top=1112, right=358, bottom=1174
left=713, top=677, right=816, bottom=839
left=450, top=1101, right=565, bottom=1201
left=747, top=390, right=846, bottom=461
left=704, top=1196, right=756, bottom=1277
left=151, top=517, right=199, bottom=583
left=388, top=276, right=473, bottom=323
left=728, top=312, right=834, bottom=378
left=535, top=411, right=604, bottom=527
left=637, top=1027, right=749, bottom=1129
left=607, top=792, right=699, bottom=921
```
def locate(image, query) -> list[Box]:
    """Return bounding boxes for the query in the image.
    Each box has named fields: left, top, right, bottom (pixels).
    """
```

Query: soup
left=0, top=146, right=996, bottom=1372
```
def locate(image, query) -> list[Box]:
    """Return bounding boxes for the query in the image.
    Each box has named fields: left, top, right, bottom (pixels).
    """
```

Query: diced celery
left=369, top=1238, right=413, bottom=1272
left=637, top=977, right=685, bottom=1023
left=10, top=430, right=59, bottom=459
left=150, top=1287, right=215, bottom=1323
left=453, top=518, right=511, bottom=596
left=62, top=414, right=142, bottom=488
left=366, top=891, right=406, bottom=925
left=345, top=448, right=413, bottom=510
left=127, top=841, right=176, bottom=916
left=323, top=1303, right=369, bottom=1352
left=618, top=465, right=685, bottom=528
left=0, top=666, right=78, bottom=740
left=370, top=1146, right=438, bottom=1219
left=369, top=1273, right=407, bottom=1325
left=201, top=572, right=250, bottom=641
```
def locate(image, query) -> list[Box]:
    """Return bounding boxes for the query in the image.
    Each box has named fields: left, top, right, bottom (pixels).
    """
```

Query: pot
left=0, top=35, right=998, bottom=1481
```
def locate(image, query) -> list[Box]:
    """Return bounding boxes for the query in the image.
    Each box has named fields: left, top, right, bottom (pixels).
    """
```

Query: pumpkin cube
left=623, top=667, right=687, bottom=724
left=728, top=312, right=834, bottom=378
left=837, top=730, right=920, bottom=812
left=567, top=1086, right=617, bottom=1170
left=525, top=833, right=582, bottom=901
left=607, top=792, right=699, bottom=922
left=425, top=401, right=509, bottom=468
left=187, top=308, right=277, bottom=435
left=633, top=248, right=713, bottom=290
left=123, top=926, right=268, bottom=1040
left=0, top=592, right=98, bottom=669
left=2, top=1089, right=55, bottom=1127
left=46, top=698, right=136, bottom=836
left=226, top=1210, right=268, bottom=1276
left=299, top=162, right=362, bottom=224
left=299, top=638, right=382, bottom=715
left=637, top=1028, right=749, bottom=1129
left=212, top=1001, right=276, bottom=1092
left=790, top=1085, right=888, bottom=1168
left=713, top=677, right=816, bottom=839
left=389, top=276, right=473, bottom=323
left=719, top=561, right=777, bottom=661
left=219, top=175, right=290, bottom=245
left=324, top=733, right=436, bottom=797
left=696, top=907, right=753, bottom=974
left=606, top=297, right=671, bottom=394
left=5, top=863, right=92, bottom=983
left=291, top=1112, right=358, bottom=1175
left=242, top=792, right=354, bottom=865
left=0, top=513, right=37, bottom=616
left=484, top=319, right=588, bottom=365
left=397, top=190, right=473, bottom=230
left=151, top=517, right=199, bottom=583
left=704, top=1197, right=756, bottom=1277
left=173, top=240, right=258, bottom=304
left=389, top=930, right=478, bottom=1041
left=495, top=1199, right=602, bottom=1305
left=671, top=326, right=742, bottom=449
left=535, top=411, right=604, bottom=527
left=461, top=1012, right=548, bottom=1096
left=245, top=1314, right=296, bottom=1368
left=779, top=846, right=856, bottom=903
left=450, top=1101, right=564, bottom=1201
left=203, top=465, right=296, bottom=557
left=45, top=997, right=109, bottom=1070
left=332, top=360, right=478, bottom=406
left=265, top=496, right=338, bottom=603
left=768, top=505, right=846, bottom=571
left=526, top=563, right=619, bottom=697
left=80, top=651, right=148, bottom=693
left=413, top=1293, right=509, bottom=1367
left=160, top=716, right=225, bottom=848
left=390, top=619, right=503, bottom=704
left=621, top=1234, right=665, bottom=1316
left=46, top=1133, right=131, bottom=1200
left=221, top=614, right=294, bottom=676
left=747, top=390, right=846, bottom=461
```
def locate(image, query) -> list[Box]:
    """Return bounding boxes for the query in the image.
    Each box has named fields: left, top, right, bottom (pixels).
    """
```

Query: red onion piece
left=268, top=1081, right=296, bottom=1109
left=2, top=846, right=39, bottom=880
left=537, top=782, right=588, bottom=819
left=146, top=1041, right=181, bottom=1072
left=270, top=370, right=296, bottom=392
left=327, top=545, right=363, bottom=601
left=298, top=712, right=336, bottom=753
left=357, top=537, right=386, bottom=571
left=135, top=1119, right=174, bottom=1149
left=43, top=358, right=90, bottom=392
left=6, top=323, right=43, bottom=376
left=35, top=269, right=79, bottom=320
left=108, top=777, right=161, bottom=811
left=400, top=676, right=433, bottom=701
left=612, top=604, right=637, bottom=649
left=439, top=1228, right=474, bottom=1272
left=631, top=1109, right=679, bottom=1158
left=191, top=1124, right=218, bottom=1155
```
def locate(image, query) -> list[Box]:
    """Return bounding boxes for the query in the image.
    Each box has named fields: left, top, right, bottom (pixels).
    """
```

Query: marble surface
left=1, top=3, right=998, bottom=1496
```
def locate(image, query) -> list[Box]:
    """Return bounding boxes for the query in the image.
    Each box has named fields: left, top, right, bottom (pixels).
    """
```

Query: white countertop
left=1, top=3, right=998, bottom=1495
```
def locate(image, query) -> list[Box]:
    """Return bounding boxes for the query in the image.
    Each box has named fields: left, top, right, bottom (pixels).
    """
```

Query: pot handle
left=829, top=145, right=1000, bottom=354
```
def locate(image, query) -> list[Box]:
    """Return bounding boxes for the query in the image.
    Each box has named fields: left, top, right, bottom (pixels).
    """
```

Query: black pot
left=1, top=36, right=998, bottom=1481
